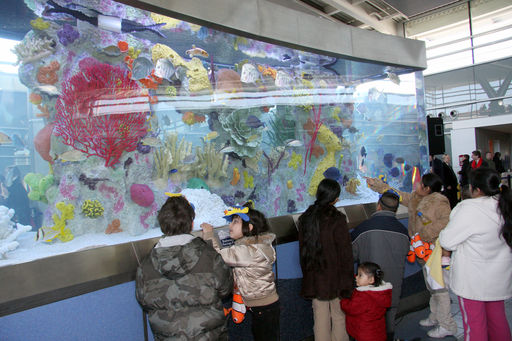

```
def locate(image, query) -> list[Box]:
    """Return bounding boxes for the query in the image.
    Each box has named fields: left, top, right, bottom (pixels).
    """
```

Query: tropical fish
left=168, top=168, right=178, bottom=174
left=35, top=85, right=60, bottom=96
left=186, top=44, right=209, bottom=58
left=220, top=145, right=236, bottom=153
left=205, top=131, right=219, bottom=141
left=389, top=167, right=400, bottom=178
left=386, top=71, right=400, bottom=85
left=287, top=180, right=293, bottom=189
left=240, top=63, right=260, bottom=83
left=285, top=139, right=303, bottom=147
left=230, top=168, right=240, bottom=186
left=323, top=167, right=342, bottom=181
left=154, top=58, right=175, bottom=81
left=100, top=45, right=121, bottom=57
left=246, top=115, right=264, bottom=128
left=378, top=174, right=388, bottom=184
left=282, top=54, right=292, bottom=61
left=141, top=136, right=161, bottom=146
left=131, top=57, right=153, bottom=80
left=0, top=132, right=12, bottom=144
left=383, top=153, right=394, bottom=168
left=58, top=149, right=87, bottom=162
left=36, top=226, right=61, bottom=242
left=161, top=114, right=171, bottom=126
left=360, top=146, right=367, bottom=158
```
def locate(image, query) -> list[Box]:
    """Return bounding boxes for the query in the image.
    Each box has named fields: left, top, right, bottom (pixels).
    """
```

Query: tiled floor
left=395, top=293, right=512, bottom=341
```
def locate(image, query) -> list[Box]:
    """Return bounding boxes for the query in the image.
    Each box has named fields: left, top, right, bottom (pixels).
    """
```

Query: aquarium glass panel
left=0, top=0, right=427, bottom=265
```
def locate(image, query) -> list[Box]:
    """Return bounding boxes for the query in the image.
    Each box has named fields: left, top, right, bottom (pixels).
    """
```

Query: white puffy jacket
left=439, top=196, right=512, bottom=301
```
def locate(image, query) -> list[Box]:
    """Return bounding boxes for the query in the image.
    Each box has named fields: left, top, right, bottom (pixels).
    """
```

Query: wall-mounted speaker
left=427, top=117, right=445, bottom=155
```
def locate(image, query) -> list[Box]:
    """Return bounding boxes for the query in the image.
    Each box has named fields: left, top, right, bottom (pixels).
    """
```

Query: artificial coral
left=54, top=59, right=148, bottom=167
left=41, top=202, right=75, bottom=242
left=13, top=34, right=56, bottom=65
left=24, top=172, right=54, bottom=203
left=191, top=140, right=228, bottom=187
left=307, top=123, right=343, bottom=196
left=81, top=199, right=104, bottom=218
left=0, top=206, right=32, bottom=258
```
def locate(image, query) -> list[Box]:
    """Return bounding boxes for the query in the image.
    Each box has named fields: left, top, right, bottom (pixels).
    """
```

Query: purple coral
left=287, top=199, right=296, bottom=213
left=57, top=24, right=79, bottom=46
left=136, top=142, right=151, bottom=154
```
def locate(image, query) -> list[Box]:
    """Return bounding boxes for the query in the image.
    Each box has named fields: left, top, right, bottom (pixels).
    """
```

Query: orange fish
left=230, top=168, right=240, bottom=186
left=224, top=287, right=246, bottom=324
left=186, top=44, right=209, bottom=58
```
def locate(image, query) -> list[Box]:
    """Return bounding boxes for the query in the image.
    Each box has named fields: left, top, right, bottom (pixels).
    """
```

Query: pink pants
left=458, top=296, right=511, bottom=341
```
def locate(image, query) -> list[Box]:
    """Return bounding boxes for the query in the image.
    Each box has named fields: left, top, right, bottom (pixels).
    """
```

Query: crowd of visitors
left=135, top=150, right=511, bottom=341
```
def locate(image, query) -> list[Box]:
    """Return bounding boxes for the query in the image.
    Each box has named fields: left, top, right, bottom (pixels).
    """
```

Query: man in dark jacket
left=136, top=195, right=233, bottom=340
left=351, top=191, right=410, bottom=341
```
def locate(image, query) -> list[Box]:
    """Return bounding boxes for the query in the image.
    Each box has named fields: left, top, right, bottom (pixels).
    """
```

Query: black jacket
left=351, top=211, right=410, bottom=308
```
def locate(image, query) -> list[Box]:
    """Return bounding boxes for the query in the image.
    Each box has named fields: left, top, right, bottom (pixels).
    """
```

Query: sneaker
left=427, top=326, right=455, bottom=338
left=419, top=317, right=437, bottom=327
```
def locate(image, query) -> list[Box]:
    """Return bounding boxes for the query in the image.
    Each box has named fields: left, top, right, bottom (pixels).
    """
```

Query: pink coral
left=99, top=183, right=124, bottom=214
left=34, top=122, right=55, bottom=163
left=130, top=184, right=154, bottom=207
left=140, top=201, right=158, bottom=229
left=54, top=59, right=148, bottom=167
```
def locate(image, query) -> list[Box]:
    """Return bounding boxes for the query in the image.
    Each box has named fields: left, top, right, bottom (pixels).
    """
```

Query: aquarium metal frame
left=0, top=202, right=404, bottom=317
left=120, top=0, right=427, bottom=69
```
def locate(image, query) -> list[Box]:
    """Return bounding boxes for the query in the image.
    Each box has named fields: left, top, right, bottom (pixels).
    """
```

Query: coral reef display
left=0, top=206, right=32, bottom=258
left=6, top=0, right=428, bottom=258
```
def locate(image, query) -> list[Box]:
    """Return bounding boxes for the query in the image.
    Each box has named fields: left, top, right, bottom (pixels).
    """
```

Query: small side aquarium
left=0, top=0, right=428, bottom=266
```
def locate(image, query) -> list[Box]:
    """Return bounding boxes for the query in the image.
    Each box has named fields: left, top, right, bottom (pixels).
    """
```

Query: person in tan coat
left=365, top=173, right=457, bottom=338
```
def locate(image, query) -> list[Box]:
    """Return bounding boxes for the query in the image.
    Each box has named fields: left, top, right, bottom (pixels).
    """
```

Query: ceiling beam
left=319, top=0, right=399, bottom=34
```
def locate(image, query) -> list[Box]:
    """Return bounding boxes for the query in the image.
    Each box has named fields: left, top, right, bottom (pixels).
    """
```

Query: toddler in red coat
left=341, top=262, right=392, bottom=341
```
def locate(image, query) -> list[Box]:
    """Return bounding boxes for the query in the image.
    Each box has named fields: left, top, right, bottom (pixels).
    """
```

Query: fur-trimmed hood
left=235, top=232, right=276, bottom=246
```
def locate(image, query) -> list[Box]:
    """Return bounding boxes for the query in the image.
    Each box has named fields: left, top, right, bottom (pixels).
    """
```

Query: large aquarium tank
left=0, top=0, right=428, bottom=265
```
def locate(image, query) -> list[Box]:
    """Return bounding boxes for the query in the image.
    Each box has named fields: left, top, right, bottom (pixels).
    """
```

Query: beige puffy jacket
left=204, top=231, right=279, bottom=307
left=368, top=179, right=451, bottom=243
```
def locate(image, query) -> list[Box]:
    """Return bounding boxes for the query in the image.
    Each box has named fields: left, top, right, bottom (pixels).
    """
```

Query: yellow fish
left=205, top=131, right=219, bottom=141
left=0, top=132, right=12, bottom=144
left=58, top=150, right=87, bottom=162
left=287, top=180, right=293, bottom=189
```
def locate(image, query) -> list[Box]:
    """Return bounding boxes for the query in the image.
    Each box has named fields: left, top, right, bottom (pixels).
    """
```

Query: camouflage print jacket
left=136, top=234, right=233, bottom=341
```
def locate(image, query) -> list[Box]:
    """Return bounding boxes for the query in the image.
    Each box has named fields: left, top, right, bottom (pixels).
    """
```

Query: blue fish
left=246, top=115, right=265, bottom=128
left=389, top=167, right=400, bottom=178
left=168, top=168, right=178, bottom=174
left=360, top=146, right=367, bottom=158
left=323, top=167, right=342, bottom=181
left=383, top=153, right=394, bottom=168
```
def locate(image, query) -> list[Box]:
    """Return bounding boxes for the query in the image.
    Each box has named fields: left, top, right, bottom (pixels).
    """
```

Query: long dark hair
left=298, top=179, right=340, bottom=271
left=240, top=201, right=270, bottom=237
left=470, top=168, right=512, bottom=249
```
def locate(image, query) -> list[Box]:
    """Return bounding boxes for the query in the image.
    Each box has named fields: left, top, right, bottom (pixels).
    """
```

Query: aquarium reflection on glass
left=0, top=0, right=428, bottom=265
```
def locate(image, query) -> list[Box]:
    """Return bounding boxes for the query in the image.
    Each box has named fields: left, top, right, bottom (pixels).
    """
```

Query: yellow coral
left=308, top=124, right=343, bottom=196
left=82, top=200, right=104, bottom=218
left=151, top=43, right=212, bottom=94
left=38, top=202, right=75, bottom=243
left=243, top=170, right=254, bottom=189
left=346, top=178, right=361, bottom=195
left=288, top=151, right=302, bottom=170
left=332, top=107, right=341, bottom=122
left=150, top=13, right=182, bottom=29
left=30, top=17, right=50, bottom=30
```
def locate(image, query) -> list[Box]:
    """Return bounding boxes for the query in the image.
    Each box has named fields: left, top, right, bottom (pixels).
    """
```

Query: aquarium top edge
left=124, top=0, right=427, bottom=70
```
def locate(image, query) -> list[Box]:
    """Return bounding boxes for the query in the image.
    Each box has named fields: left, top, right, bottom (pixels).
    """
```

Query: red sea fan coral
left=54, top=59, right=148, bottom=167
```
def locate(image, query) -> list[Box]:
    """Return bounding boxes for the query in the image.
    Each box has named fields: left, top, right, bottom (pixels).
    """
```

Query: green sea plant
left=81, top=199, right=104, bottom=218
left=265, top=106, right=296, bottom=147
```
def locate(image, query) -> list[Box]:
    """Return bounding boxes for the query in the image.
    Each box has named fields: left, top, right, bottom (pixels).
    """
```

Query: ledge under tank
left=0, top=0, right=428, bottom=266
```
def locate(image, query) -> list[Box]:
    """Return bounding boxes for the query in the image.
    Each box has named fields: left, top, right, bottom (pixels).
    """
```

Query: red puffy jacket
left=341, top=282, right=392, bottom=341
